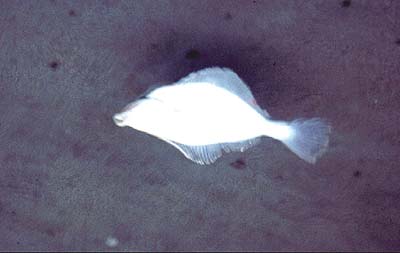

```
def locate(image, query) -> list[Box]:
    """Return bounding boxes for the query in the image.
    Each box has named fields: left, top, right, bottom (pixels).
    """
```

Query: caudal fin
left=280, top=118, right=331, bottom=164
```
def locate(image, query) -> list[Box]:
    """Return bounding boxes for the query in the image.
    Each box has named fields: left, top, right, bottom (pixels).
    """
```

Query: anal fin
left=162, top=137, right=261, bottom=165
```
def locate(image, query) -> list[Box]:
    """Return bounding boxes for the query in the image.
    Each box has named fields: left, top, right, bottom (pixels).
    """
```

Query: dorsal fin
left=176, top=67, right=270, bottom=118
left=137, top=84, right=163, bottom=99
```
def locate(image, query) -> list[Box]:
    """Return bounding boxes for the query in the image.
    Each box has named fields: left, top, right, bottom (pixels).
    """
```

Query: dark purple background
left=1, top=0, right=399, bottom=251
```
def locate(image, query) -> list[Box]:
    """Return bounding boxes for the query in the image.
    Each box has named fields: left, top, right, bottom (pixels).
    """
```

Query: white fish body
left=113, top=67, right=331, bottom=165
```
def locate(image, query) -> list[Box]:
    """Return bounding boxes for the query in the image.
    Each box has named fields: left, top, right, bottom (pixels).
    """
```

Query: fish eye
left=113, top=114, right=125, bottom=126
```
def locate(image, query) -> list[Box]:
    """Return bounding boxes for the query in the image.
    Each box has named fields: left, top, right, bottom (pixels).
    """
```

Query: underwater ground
left=1, top=0, right=399, bottom=251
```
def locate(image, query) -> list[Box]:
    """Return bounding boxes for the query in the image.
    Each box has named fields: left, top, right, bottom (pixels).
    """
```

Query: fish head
left=113, top=98, right=169, bottom=133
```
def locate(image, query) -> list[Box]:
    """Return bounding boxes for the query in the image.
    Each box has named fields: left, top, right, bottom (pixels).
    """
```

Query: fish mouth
left=113, top=113, right=125, bottom=126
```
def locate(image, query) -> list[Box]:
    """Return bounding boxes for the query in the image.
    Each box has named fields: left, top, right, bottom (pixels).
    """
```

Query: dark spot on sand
left=72, top=142, right=87, bottom=158
left=185, top=49, right=201, bottom=60
left=43, top=225, right=64, bottom=238
left=196, top=213, right=205, bottom=222
left=144, top=171, right=167, bottom=186
left=230, top=158, right=246, bottom=169
left=272, top=61, right=276, bottom=66
left=224, top=12, right=233, bottom=20
left=341, top=0, right=351, bottom=7
left=49, top=61, right=59, bottom=70
left=395, top=39, right=400, bottom=45
left=68, top=9, right=76, bottom=16
left=11, top=210, right=16, bottom=215
left=45, top=228, right=56, bottom=237
left=150, top=43, right=158, bottom=50
left=353, top=170, right=362, bottom=177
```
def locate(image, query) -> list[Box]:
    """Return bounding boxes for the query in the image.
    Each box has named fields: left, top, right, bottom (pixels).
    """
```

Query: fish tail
left=279, top=118, right=331, bottom=164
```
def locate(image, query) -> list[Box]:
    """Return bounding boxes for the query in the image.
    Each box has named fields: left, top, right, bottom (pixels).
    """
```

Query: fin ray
left=176, top=67, right=270, bottom=118
left=163, top=137, right=261, bottom=165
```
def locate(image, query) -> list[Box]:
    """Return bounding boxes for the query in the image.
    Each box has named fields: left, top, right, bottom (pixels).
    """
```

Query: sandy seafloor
left=0, top=0, right=399, bottom=251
